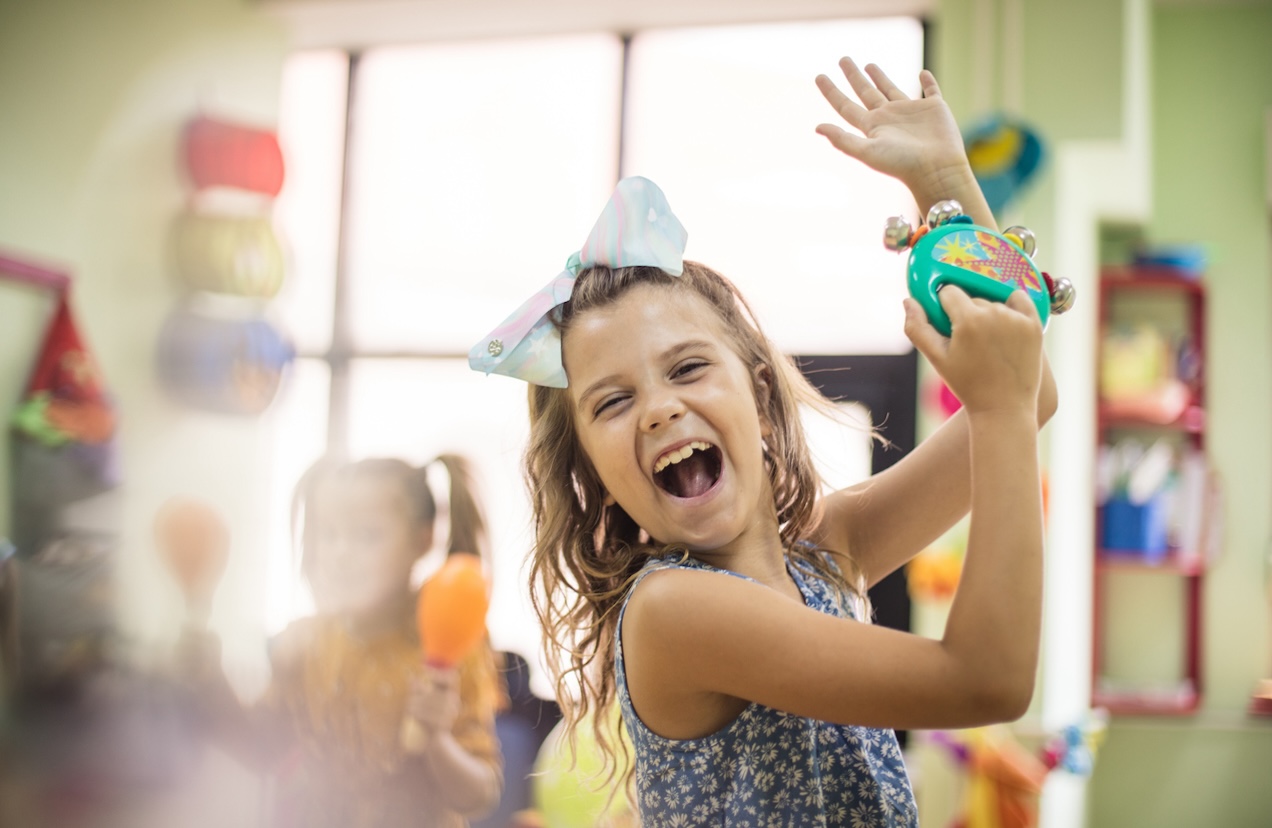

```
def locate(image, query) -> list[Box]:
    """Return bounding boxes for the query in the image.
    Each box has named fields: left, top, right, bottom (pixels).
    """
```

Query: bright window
left=272, top=20, right=923, bottom=684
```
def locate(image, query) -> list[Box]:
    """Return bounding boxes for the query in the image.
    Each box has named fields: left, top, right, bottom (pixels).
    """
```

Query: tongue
left=663, top=453, right=715, bottom=498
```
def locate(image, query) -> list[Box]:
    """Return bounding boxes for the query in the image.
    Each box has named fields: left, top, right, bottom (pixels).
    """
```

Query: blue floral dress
left=615, top=553, right=919, bottom=828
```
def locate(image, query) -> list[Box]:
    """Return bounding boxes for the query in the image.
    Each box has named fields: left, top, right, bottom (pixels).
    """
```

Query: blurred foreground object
left=929, top=713, right=1108, bottom=828
left=153, top=498, right=229, bottom=625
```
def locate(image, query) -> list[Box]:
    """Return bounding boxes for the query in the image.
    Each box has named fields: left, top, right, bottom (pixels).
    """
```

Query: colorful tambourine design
left=883, top=200, right=1075, bottom=338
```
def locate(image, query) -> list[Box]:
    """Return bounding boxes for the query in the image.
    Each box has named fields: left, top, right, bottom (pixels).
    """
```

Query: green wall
left=1089, top=5, right=1272, bottom=825
left=933, top=1, right=1272, bottom=825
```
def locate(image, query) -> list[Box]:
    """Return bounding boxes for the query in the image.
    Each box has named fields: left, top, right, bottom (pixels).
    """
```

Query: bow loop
left=468, top=177, right=687, bottom=387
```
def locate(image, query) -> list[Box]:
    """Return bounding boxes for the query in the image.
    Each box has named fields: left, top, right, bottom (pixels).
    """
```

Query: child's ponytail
left=427, top=454, right=490, bottom=565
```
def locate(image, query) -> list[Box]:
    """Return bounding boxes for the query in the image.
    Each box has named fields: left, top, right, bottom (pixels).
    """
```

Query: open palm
left=815, top=58, right=967, bottom=198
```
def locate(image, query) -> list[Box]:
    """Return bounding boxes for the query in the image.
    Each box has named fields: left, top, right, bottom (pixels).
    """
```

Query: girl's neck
left=689, top=524, right=800, bottom=600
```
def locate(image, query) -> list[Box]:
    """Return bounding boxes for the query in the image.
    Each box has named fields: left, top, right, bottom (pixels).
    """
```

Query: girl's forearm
left=417, top=731, right=501, bottom=816
left=940, top=410, right=1043, bottom=717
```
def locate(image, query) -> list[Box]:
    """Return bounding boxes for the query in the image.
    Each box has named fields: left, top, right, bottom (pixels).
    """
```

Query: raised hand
left=815, top=58, right=987, bottom=224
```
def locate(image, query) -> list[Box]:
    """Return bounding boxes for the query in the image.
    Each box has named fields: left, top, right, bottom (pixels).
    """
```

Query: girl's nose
left=639, top=390, right=686, bottom=432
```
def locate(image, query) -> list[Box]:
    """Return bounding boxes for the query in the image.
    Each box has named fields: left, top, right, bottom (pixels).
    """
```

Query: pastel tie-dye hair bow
left=467, top=176, right=688, bottom=388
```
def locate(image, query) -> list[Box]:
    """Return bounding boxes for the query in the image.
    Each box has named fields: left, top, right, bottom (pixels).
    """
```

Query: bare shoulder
left=623, top=565, right=762, bottom=642
left=620, top=566, right=776, bottom=738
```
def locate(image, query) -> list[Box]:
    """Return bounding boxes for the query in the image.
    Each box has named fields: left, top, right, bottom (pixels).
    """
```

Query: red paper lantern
left=183, top=116, right=285, bottom=196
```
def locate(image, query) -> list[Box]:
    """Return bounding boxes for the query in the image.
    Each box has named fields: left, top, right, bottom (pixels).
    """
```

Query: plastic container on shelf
left=1101, top=494, right=1169, bottom=561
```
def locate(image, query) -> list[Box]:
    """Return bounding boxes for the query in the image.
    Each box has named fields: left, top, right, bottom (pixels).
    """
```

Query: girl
left=180, top=455, right=503, bottom=828
left=471, top=58, right=1056, bottom=827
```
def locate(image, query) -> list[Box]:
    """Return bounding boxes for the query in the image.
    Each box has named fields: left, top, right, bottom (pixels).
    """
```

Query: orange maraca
left=153, top=497, right=229, bottom=624
left=400, top=552, right=490, bottom=752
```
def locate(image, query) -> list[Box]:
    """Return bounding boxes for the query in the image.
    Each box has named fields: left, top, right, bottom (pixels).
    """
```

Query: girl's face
left=563, top=283, right=778, bottom=555
left=307, top=475, right=431, bottom=617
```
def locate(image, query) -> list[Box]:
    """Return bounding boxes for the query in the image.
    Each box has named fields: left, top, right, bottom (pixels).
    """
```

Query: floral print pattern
left=616, top=553, right=918, bottom=827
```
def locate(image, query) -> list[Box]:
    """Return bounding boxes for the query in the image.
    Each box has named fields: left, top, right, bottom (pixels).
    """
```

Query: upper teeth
left=654, top=441, right=712, bottom=474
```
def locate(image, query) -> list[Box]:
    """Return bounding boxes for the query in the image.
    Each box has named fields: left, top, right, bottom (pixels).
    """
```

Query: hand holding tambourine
left=884, top=199, right=1075, bottom=337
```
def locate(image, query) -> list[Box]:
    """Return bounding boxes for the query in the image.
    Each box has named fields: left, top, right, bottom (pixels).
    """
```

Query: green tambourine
left=884, top=200, right=1075, bottom=337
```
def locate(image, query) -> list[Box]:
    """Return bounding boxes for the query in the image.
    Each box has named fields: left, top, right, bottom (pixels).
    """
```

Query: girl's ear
left=603, top=491, right=616, bottom=507
left=753, top=363, right=775, bottom=438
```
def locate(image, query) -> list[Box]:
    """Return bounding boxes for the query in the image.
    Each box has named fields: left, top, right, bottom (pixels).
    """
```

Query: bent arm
left=411, top=645, right=503, bottom=817
left=817, top=355, right=1054, bottom=588
left=624, top=413, right=1042, bottom=731
left=415, top=733, right=502, bottom=817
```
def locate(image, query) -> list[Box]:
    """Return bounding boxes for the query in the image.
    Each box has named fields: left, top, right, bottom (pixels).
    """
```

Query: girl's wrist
left=965, top=405, right=1038, bottom=434
left=908, top=162, right=994, bottom=228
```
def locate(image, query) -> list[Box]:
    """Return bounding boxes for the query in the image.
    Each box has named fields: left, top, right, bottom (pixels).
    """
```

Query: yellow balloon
left=532, top=705, right=635, bottom=828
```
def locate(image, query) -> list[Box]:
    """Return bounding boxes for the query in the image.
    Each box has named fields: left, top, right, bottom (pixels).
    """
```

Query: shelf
left=1098, top=403, right=1204, bottom=434
left=1094, top=269, right=1207, bottom=715
left=1097, top=550, right=1205, bottom=576
left=1100, top=267, right=1206, bottom=294
left=1094, top=680, right=1200, bottom=716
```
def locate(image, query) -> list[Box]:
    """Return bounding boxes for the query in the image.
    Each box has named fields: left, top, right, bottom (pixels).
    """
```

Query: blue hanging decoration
left=156, top=306, right=294, bottom=416
left=963, top=114, right=1046, bottom=216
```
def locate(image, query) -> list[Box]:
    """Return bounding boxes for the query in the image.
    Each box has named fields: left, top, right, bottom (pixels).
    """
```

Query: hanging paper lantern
left=182, top=116, right=285, bottom=196
left=156, top=306, right=294, bottom=416
left=172, top=211, right=286, bottom=298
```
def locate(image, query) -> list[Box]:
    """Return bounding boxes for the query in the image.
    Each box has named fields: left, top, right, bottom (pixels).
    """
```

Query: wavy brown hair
left=524, top=261, right=866, bottom=786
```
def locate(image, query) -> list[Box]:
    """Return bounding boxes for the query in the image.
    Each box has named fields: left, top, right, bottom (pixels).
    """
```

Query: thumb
left=902, top=298, right=948, bottom=366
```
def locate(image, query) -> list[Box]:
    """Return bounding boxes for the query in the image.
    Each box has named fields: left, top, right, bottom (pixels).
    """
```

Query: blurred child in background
left=181, top=454, right=503, bottom=828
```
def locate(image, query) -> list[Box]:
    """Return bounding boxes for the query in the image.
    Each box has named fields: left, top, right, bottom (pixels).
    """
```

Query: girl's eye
left=594, top=395, right=627, bottom=418
left=673, top=360, right=707, bottom=379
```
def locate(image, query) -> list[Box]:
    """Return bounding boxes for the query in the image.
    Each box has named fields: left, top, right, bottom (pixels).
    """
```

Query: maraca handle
left=400, top=657, right=453, bottom=754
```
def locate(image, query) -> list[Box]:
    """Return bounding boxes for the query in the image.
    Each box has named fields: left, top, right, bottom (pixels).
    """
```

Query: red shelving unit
left=1092, top=267, right=1208, bottom=716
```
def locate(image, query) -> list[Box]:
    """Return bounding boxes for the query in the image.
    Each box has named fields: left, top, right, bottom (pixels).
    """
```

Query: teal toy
left=884, top=199, right=1074, bottom=337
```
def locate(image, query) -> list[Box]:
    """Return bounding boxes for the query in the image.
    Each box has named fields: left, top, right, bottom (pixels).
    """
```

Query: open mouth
left=652, top=441, right=723, bottom=499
